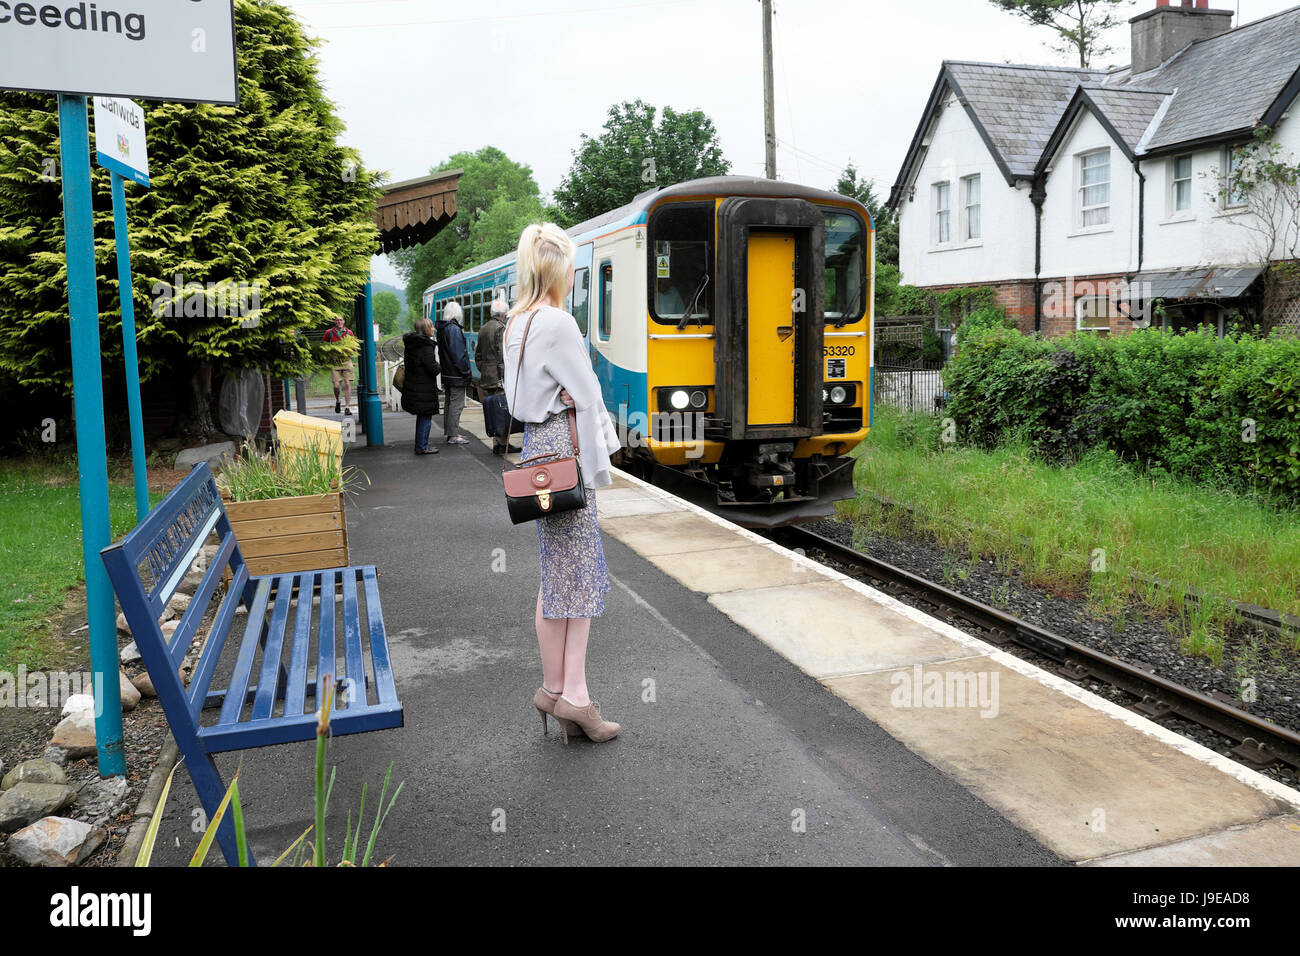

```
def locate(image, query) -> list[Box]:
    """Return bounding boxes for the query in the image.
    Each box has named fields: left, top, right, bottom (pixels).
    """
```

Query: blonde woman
left=505, top=223, right=622, bottom=744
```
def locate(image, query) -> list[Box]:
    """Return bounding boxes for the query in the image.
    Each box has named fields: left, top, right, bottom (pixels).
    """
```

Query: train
left=423, top=176, right=873, bottom=526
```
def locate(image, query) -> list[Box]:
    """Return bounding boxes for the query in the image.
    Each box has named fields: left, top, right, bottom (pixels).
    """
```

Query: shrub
left=941, top=327, right=1300, bottom=499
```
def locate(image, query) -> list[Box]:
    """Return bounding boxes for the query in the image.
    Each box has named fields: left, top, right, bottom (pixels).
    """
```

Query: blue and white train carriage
left=423, top=176, right=873, bottom=526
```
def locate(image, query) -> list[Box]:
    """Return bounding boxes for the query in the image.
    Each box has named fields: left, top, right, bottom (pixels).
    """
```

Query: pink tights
left=535, top=588, right=593, bottom=707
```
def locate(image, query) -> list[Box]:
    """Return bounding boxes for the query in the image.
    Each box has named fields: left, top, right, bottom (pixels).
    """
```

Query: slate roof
left=1111, top=6, right=1300, bottom=152
left=945, top=62, right=1106, bottom=179
left=1079, top=87, right=1170, bottom=153
left=889, top=5, right=1300, bottom=207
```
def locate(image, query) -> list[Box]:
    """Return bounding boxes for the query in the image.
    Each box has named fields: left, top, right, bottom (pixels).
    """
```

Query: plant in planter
left=216, top=438, right=366, bottom=576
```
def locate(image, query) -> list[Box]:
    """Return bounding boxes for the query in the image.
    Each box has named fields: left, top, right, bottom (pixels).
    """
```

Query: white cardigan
left=503, top=306, right=621, bottom=489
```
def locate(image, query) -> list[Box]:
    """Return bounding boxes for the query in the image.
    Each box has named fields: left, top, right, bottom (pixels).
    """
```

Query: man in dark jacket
left=436, top=301, right=472, bottom=445
left=475, top=297, right=518, bottom=454
left=402, top=318, right=441, bottom=455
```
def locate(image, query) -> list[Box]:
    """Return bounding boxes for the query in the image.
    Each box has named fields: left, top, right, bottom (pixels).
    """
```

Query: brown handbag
left=502, top=310, right=588, bottom=524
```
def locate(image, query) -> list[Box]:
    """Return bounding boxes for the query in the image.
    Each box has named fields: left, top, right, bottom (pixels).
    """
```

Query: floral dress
left=522, top=410, right=611, bottom=619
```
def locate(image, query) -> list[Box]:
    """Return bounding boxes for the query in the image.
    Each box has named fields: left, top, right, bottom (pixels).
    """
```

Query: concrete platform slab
left=823, top=660, right=1290, bottom=862
left=1083, top=814, right=1300, bottom=866
left=709, top=580, right=973, bottom=680
left=595, top=487, right=685, bottom=518
left=642, top=543, right=839, bottom=595
left=601, top=510, right=754, bottom=557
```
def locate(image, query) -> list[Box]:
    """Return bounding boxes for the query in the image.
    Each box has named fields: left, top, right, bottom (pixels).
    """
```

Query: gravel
left=804, top=516, right=1300, bottom=789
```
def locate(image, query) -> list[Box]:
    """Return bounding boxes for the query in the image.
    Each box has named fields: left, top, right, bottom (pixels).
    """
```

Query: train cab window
left=823, top=211, right=867, bottom=327
left=572, top=268, right=590, bottom=336
left=598, top=263, right=613, bottom=340
left=647, top=203, right=713, bottom=325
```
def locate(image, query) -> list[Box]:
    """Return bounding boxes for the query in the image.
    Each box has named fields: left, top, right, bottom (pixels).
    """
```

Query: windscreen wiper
left=834, top=278, right=864, bottom=329
left=677, top=272, right=710, bottom=330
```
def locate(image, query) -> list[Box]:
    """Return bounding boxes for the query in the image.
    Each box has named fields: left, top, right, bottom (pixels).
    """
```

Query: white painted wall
left=1140, top=97, right=1300, bottom=271
left=897, top=92, right=1037, bottom=288
left=897, top=90, right=1300, bottom=291
left=1040, top=109, right=1138, bottom=278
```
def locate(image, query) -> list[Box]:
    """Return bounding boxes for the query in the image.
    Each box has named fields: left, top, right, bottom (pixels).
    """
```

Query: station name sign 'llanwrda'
left=0, top=1, right=237, bottom=105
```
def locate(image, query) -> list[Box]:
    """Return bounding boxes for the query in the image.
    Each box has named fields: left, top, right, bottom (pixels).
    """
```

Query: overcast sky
left=275, top=0, right=1296, bottom=287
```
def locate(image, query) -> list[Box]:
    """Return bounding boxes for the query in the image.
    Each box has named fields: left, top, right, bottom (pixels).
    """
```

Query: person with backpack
left=436, top=301, right=472, bottom=445
left=476, top=297, right=519, bottom=455
left=401, top=318, right=441, bottom=455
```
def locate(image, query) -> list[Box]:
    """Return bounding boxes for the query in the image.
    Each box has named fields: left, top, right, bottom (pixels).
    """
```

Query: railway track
left=766, top=524, right=1300, bottom=775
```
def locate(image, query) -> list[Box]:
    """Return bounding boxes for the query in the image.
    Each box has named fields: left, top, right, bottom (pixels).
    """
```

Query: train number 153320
left=823, top=345, right=856, bottom=356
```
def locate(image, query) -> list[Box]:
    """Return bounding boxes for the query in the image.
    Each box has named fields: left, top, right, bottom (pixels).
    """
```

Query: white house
left=888, top=0, right=1300, bottom=339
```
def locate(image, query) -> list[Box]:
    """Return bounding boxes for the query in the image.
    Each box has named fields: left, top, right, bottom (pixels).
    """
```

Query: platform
left=142, top=403, right=1300, bottom=865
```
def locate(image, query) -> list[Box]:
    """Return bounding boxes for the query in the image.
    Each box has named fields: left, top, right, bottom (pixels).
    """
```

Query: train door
left=715, top=197, right=826, bottom=441
left=745, top=233, right=797, bottom=426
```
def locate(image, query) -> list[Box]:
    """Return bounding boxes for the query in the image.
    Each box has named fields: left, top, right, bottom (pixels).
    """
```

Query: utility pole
left=762, top=0, right=776, bottom=179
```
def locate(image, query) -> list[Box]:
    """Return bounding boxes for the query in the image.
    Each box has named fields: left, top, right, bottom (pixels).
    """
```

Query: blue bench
left=100, top=463, right=402, bottom=866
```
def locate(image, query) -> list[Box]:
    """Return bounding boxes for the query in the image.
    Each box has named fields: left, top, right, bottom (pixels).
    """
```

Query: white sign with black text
left=0, top=1, right=237, bottom=104
left=93, top=95, right=148, bottom=186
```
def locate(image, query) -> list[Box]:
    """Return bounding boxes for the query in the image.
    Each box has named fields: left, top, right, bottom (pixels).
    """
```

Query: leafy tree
left=389, top=147, right=542, bottom=314
left=0, top=0, right=381, bottom=438
left=834, top=162, right=902, bottom=315
left=988, top=0, right=1130, bottom=67
left=372, top=290, right=402, bottom=336
left=553, top=100, right=730, bottom=226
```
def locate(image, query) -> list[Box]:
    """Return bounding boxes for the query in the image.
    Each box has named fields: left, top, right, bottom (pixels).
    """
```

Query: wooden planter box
left=221, top=486, right=349, bottom=576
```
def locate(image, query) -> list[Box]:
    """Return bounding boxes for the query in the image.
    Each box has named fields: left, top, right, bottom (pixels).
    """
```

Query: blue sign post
left=58, top=94, right=125, bottom=776
left=96, top=96, right=151, bottom=522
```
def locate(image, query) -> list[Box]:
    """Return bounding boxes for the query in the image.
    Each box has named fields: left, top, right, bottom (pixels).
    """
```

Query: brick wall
left=914, top=273, right=1143, bottom=339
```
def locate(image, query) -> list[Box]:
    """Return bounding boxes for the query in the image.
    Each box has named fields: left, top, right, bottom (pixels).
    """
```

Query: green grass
left=0, top=456, right=156, bottom=671
left=847, top=406, right=1300, bottom=664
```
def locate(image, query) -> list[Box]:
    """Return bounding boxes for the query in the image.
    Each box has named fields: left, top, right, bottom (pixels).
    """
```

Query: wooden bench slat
left=363, top=567, right=399, bottom=708
left=251, top=577, right=294, bottom=720
left=218, top=577, right=273, bottom=726
left=341, top=569, right=365, bottom=710
left=317, top=569, right=337, bottom=694
left=186, top=563, right=249, bottom=722
left=285, top=571, right=315, bottom=717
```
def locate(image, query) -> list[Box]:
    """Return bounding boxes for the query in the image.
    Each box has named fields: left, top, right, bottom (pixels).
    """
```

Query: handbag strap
left=505, top=309, right=579, bottom=472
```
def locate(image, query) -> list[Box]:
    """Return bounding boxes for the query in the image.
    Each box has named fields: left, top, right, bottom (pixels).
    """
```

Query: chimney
left=1130, top=1, right=1233, bottom=75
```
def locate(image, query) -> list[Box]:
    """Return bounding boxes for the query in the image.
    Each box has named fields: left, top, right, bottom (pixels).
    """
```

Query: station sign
left=94, top=95, right=148, bottom=186
left=0, top=1, right=238, bottom=104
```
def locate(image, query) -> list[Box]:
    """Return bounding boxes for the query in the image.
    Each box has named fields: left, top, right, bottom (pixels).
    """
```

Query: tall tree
left=988, top=0, right=1131, bottom=67
left=0, top=0, right=381, bottom=439
left=388, top=147, right=542, bottom=314
left=553, top=100, right=730, bottom=226
left=834, top=163, right=898, bottom=267
left=372, top=290, right=402, bottom=336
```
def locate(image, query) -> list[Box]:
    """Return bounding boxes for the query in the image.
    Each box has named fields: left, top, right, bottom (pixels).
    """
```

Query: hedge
left=942, top=327, right=1300, bottom=500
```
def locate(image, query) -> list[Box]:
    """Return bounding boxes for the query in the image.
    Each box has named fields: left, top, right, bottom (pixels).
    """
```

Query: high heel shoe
left=533, top=687, right=583, bottom=738
left=552, top=697, right=620, bottom=744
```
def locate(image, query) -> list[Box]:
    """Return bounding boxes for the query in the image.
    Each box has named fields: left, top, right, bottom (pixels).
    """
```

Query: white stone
left=49, top=710, right=97, bottom=759
left=174, top=441, right=236, bottom=471
left=120, top=640, right=141, bottom=664
left=61, top=694, right=95, bottom=717
left=7, top=816, right=106, bottom=866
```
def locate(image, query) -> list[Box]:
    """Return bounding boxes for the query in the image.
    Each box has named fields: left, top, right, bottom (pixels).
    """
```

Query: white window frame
left=961, top=174, right=981, bottom=241
left=1222, top=144, right=1248, bottom=209
left=1076, top=295, right=1112, bottom=332
left=1169, top=154, right=1193, bottom=215
left=1076, top=148, right=1111, bottom=230
left=933, top=181, right=951, bottom=245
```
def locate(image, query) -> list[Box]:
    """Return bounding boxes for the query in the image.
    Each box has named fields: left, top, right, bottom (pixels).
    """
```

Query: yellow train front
left=426, top=175, right=872, bottom=527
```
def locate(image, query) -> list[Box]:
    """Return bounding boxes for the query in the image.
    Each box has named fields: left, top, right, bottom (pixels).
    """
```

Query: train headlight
left=830, top=385, right=848, bottom=405
left=689, top=389, right=707, bottom=409
left=670, top=389, right=690, bottom=410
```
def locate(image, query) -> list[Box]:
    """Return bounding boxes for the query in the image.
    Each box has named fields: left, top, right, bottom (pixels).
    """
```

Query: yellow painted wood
left=746, top=232, right=795, bottom=425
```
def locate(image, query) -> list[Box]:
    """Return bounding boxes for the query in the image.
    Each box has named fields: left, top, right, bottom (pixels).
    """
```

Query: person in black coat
left=435, top=301, right=472, bottom=445
left=402, top=318, right=441, bottom=455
